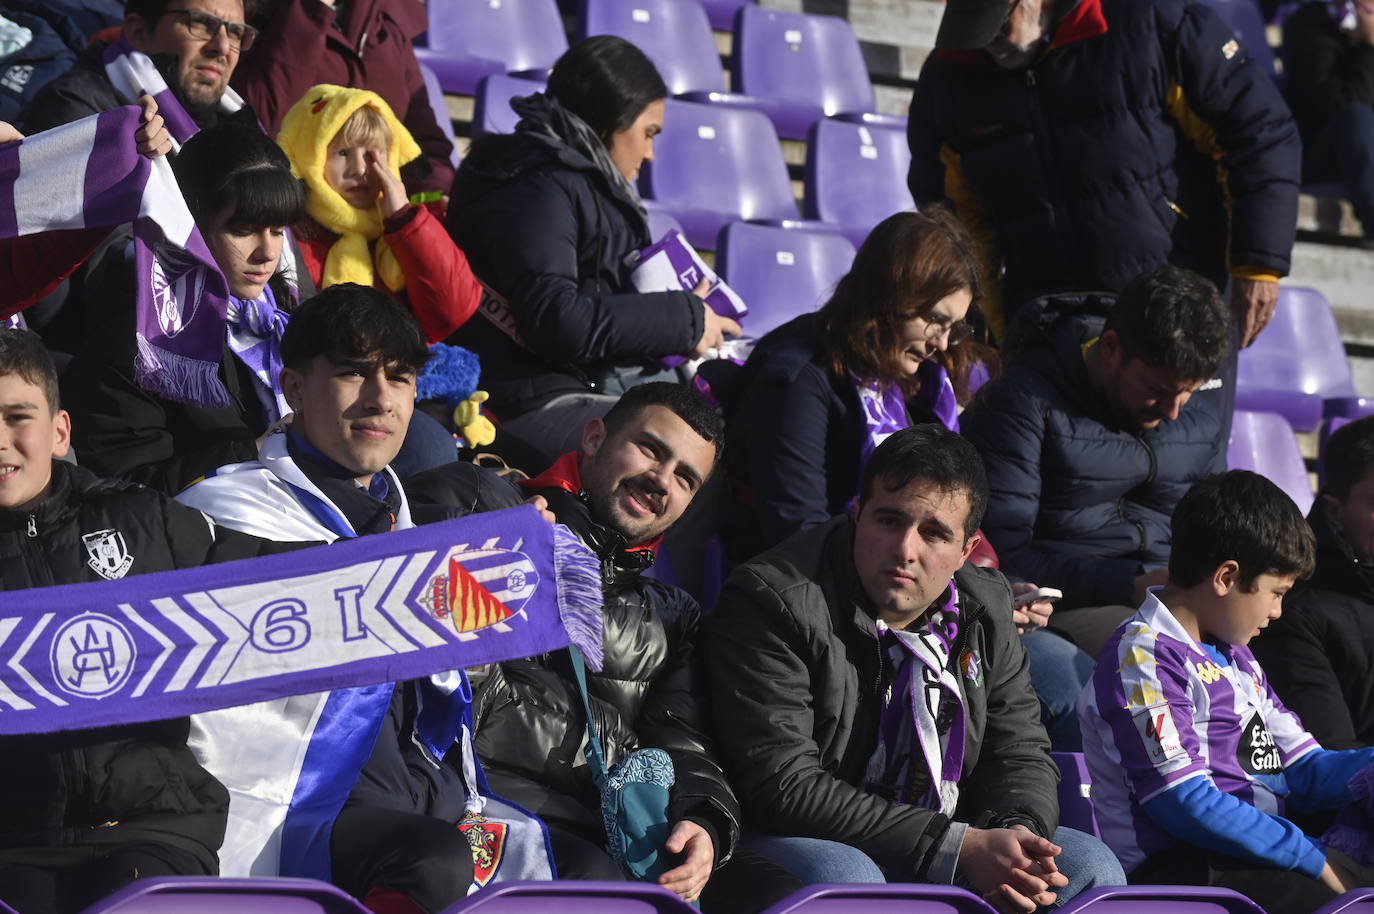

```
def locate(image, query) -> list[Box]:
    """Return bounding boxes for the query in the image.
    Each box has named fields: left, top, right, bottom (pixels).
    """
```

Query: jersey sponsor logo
left=1194, top=660, right=1224, bottom=684
left=1133, top=704, right=1187, bottom=764
left=82, top=529, right=133, bottom=580
left=1238, top=712, right=1283, bottom=775
left=50, top=612, right=137, bottom=698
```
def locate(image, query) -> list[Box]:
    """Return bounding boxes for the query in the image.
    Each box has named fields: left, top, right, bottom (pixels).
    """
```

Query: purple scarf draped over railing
left=0, top=506, right=602, bottom=735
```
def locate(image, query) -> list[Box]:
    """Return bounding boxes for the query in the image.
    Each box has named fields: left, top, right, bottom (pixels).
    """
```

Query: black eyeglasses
left=165, top=9, right=259, bottom=51
left=922, top=314, right=975, bottom=346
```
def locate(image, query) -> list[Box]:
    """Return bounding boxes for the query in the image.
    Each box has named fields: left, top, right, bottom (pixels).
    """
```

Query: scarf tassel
left=553, top=523, right=605, bottom=671
left=135, top=334, right=232, bottom=409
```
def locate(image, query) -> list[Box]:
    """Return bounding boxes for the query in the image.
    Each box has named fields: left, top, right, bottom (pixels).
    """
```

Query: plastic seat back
left=1314, top=888, right=1374, bottom=914
left=471, top=74, right=545, bottom=136
left=78, top=877, right=370, bottom=914
left=1052, top=751, right=1102, bottom=839
left=1228, top=409, right=1315, bottom=514
left=579, top=0, right=726, bottom=94
left=1238, top=285, right=1357, bottom=431
left=715, top=222, right=855, bottom=337
left=760, top=884, right=998, bottom=914
left=805, top=118, right=914, bottom=236
left=731, top=5, right=875, bottom=118
left=420, top=0, right=567, bottom=92
left=441, top=880, right=697, bottom=913
left=1056, top=885, right=1269, bottom=913
left=418, top=62, right=461, bottom=166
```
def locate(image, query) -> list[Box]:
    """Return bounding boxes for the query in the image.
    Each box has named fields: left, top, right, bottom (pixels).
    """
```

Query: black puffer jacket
left=705, top=517, right=1057, bottom=878
left=959, top=294, right=1224, bottom=609
left=1252, top=506, right=1374, bottom=751
left=0, top=462, right=286, bottom=870
left=446, top=102, right=704, bottom=418
left=908, top=0, right=1300, bottom=320
left=403, top=461, right=742, bottom=861
left=1283, top=1, right=1374, bottom=161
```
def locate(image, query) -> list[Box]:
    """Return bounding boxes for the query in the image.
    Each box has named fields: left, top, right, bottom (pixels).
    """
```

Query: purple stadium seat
left=715, top=222, right=855, bottom=337
left=471, top=74, right=546, bottom=137
left=701, top=0, right=752, bottom=31
left=418, top=62, right=461, bottom=167
left=1315, top=888, right=1374, bottom=913
left=1228, top=408, right=1315, bottom=514
left=1057, top=886, right=1268, bottom=913
left=644, top=200, right=686, bottom=242
left=1053, top=751, right=1103, bottom=840
left=760, top=884, right=998, bottom=914
left=579, top=0, right=726, bottom=95
left=1236, top=286, right=1370, bottom=433
left=728, top=5, right=885, bottom=140
left=639, top=99, right=798, bottom=249
left=804, top=118, right=914, bottom=247
left=416, top=0, right=567, bottom=95
left=78, top=877, right=369, bottom=914
left=441, top=881, right=696, bottom=913
left=1194, top=0, right=1278, bottom=77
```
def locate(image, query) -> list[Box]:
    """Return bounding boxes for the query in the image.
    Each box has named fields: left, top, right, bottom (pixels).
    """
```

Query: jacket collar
left=1306, top=500, right=1374, bottom=604
left=521, top=452, right=664, bottom=557
left=937, top=0, right=1107, bottom=65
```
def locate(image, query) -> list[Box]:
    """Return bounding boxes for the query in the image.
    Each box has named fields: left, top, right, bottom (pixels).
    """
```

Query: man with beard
left=21, top=0, right=257, bottom=134
left=405, top=382, right=798, bottom=913
left=959, top=265, right=1231, bottom=657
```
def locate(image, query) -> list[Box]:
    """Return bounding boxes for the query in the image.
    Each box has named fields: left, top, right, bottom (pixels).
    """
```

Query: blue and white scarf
left=226, top=286, right=290, bottom=423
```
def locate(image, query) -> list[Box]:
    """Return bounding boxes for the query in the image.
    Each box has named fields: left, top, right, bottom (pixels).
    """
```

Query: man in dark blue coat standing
left=960, top=265, right=1231, bottom=657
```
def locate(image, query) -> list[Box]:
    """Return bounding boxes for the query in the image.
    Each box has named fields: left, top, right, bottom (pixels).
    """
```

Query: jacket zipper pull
left=26, top=514, right=36, bottom=538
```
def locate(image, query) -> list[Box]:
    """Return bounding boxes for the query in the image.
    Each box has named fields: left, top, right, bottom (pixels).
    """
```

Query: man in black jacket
left=406, top=382, right=795, bottom=911
left=1254, top=415, right=1374, bottom=749
left=705, top=425, right=1124, bottom=912
left=0, top=328, right=289, bottom=914
left=960, top=265, right=1230, bottom=656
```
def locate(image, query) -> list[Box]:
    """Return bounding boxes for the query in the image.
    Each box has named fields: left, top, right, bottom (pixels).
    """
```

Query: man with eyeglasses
left=960, top=265, right=1232, bottom=658
left=21, top=0, right=258, bottom=134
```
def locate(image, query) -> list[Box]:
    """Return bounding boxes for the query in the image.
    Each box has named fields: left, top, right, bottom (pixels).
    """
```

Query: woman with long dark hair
left=447, top=35, right=739, bottom=463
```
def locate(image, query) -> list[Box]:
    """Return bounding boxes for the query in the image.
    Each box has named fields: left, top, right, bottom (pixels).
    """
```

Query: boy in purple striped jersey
left=1080, top=470, right=1374, bottom=912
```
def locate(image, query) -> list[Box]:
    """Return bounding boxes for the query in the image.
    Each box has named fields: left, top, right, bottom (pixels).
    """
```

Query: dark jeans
left=1309, top=101, right=1374, bottom=234
left=0, top=841, right=209, bottom=914
left=1131, top=845, right=1337, bottom=914
left=546, top=823, right=802, bottom=914
left=331, top=804, right=473, bottom=914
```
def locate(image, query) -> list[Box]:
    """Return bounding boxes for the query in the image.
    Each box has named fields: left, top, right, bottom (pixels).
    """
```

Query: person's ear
left=1211, top=559, right=1240, bottom=596
left=1099, top=329, right=1123, bottom=367
left=122, top=12, right=156, bottom=52
left=281, top=366, right=306, bottom=414
left=49, top=409, right=71, bottom=460
left=960, top=531, right=983, bottom=563
left=581, top=417, right=607, bottom=459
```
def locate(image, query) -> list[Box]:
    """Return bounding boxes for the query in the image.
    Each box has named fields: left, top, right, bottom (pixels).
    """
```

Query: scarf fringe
left=136, top=333, right=232, bottom=408
left=553, top=522, right=605, bottom=671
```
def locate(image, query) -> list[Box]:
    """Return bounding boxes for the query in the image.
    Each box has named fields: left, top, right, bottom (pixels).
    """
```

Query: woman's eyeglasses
left=166, top=8, right=259, bottom=51
left=924, top=315, right=974, bottom=346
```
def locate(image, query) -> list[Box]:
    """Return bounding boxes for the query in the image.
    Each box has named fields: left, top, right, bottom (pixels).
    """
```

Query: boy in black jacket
left=0, top=328, right=288, bottom=914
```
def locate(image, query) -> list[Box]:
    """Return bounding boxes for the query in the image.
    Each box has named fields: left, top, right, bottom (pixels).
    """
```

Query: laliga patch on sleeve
left=1132, top=704, right=1187, bottom=765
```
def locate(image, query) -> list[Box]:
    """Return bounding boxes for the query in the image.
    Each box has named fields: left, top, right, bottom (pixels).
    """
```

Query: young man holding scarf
left=177, top=284, right=560, bottom=914
left=705, top=424, right=1125, bottom=913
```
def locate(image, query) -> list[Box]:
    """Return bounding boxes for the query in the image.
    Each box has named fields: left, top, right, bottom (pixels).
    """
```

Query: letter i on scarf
left=277, top=85, right=421, bottom=293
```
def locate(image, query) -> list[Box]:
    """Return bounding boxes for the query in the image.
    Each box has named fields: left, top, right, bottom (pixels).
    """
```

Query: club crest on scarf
left=458, top=812, right=509, bottom=887
left=51, top=612, right=136, bottom=698
left=149, top=241, right=212, bottom=337
left=82, top=529, right=133, bottom=581
left=417, top=541, right=540, bottom=637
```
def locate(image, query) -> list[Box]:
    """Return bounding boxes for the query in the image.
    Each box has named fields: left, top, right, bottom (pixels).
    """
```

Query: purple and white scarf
left=226, top=286, right=290, bottom=422
left=867, top=583, right=967, bottom=815
left=0, top=106, right=234, bottom=406
left=853, top=358, right=961, bottom=482
left=101, top=35, right=246, bottom=152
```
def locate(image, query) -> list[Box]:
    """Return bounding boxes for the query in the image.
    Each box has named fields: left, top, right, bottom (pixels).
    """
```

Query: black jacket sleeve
left=403, top=461, right=528, bottom=516
left=1252, top=596, right=1364, bottom=750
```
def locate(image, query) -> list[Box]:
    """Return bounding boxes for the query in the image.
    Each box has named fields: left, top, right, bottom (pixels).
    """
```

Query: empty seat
left=729, top=5, right=888, bottom=140
left=715, top=222, right=855, bottom=338
left=1052, top=751, right=1102, bottom=840
left=1228, top=409, right=1315, bottom=514
left=442, top=880, right=696, bottom=912
left=1056, top=886, right=1268, bottom=913
left=639, top=99, right=798, bottom=249
left=804, top=118, right=914, bottom=247
left=471, top=74, right=546, bottom=137
left=701, top=0, right=752, bottom=31
left=760, top=884, right=998, bottom=914
left=416, top=0, right=567, bottom=94
left=79, top=876, right=370, bottom=914
left=418, top=62, right=461, bottom=167
left=1237, top=285, right=1371, bottom=433
left=579, top=0, right=726, bottom=95
left=1194, top=0, right=1278, bottom=77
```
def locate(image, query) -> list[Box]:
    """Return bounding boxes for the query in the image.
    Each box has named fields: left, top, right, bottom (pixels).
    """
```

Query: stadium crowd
left=1, top=0, right=1374, bottom=912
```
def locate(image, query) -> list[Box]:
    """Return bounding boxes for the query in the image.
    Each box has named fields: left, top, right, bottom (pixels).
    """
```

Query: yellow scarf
left=277, top=84, right=422, bottom=293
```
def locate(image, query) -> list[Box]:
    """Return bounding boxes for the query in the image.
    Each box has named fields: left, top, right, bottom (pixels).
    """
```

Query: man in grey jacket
left=706, top=424, right=1124, bottom=913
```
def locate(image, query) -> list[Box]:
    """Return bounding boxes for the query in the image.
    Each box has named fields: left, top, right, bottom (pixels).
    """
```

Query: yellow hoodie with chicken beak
left=277, top=84, right=422, bottom=293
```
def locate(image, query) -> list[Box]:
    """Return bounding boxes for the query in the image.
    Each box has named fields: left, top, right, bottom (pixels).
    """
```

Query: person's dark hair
left=282, top=284, right=431, bottom=375
left=1169, top=471, right=1316, bottom=589
left=173, top=123, right=304, bottom=233
left=818, top=207, right=990, bottom=401
left=1322, top=414, right=1374, bottom=501
left=0, top=329, right=60, bottom=412
left=547, top=36, right=668, bottom=143
left=859, top=424, right=988, bottom=538
left=601, top=382, right=724, bottom=465
left=126, top=0, right=260, bottom=23
left=1103, top=265, right=1230, bottom=381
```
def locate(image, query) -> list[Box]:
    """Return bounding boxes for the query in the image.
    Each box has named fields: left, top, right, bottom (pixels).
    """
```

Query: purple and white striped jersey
left=1077, top=590, right=1320, bottom=872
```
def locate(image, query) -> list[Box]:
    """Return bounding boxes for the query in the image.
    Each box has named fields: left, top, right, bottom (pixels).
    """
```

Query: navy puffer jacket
left=959, top=294, right=1224, bottom=609
left=909, top=0, right=1300, bottom=321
